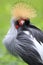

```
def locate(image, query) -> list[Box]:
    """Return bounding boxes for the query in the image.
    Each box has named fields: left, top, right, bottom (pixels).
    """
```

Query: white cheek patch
left=23, top=31, right=43, bottom=62
left=20, top=20, right=25, bottom=24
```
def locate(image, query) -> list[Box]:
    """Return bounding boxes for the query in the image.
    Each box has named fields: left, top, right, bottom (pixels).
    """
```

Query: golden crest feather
left=11, top=3, right=37, bottom=19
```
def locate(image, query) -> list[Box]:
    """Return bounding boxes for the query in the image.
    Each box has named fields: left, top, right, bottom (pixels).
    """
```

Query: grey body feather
left=3, top=18, right=43, bottom=65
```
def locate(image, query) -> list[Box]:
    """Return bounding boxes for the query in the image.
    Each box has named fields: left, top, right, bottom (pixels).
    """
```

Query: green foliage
left=0, top=0, right=43, bottom=65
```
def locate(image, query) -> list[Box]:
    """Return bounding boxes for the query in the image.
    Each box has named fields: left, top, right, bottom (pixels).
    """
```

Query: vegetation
left=0, top=0, right=43, bottom=65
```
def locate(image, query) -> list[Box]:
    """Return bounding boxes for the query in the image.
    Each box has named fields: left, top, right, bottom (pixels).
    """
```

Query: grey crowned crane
left=3, top=3, right=43, bottom=65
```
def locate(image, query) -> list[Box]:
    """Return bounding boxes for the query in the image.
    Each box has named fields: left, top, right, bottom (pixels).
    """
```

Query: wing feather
left=28, top=24, right=43, bottom=44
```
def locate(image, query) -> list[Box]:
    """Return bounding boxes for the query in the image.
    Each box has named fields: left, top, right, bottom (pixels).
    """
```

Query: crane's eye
left=15, top=20, right=19, bottom=29
left=15, top=20, right=19, bottom=25
left=24, top=19, right=30, bottom=26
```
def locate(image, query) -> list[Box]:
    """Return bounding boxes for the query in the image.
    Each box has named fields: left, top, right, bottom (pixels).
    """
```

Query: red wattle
left=15, top=25, right=19, bottom=29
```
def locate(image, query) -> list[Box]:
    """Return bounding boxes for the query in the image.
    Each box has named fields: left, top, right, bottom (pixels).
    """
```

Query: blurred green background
left=0, top=0, right=43, bottom=65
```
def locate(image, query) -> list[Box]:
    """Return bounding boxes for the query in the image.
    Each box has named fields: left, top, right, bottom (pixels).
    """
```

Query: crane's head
left=14, top=17, right=30, bottom=29
left=11, top=3, right=36, bottom=30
